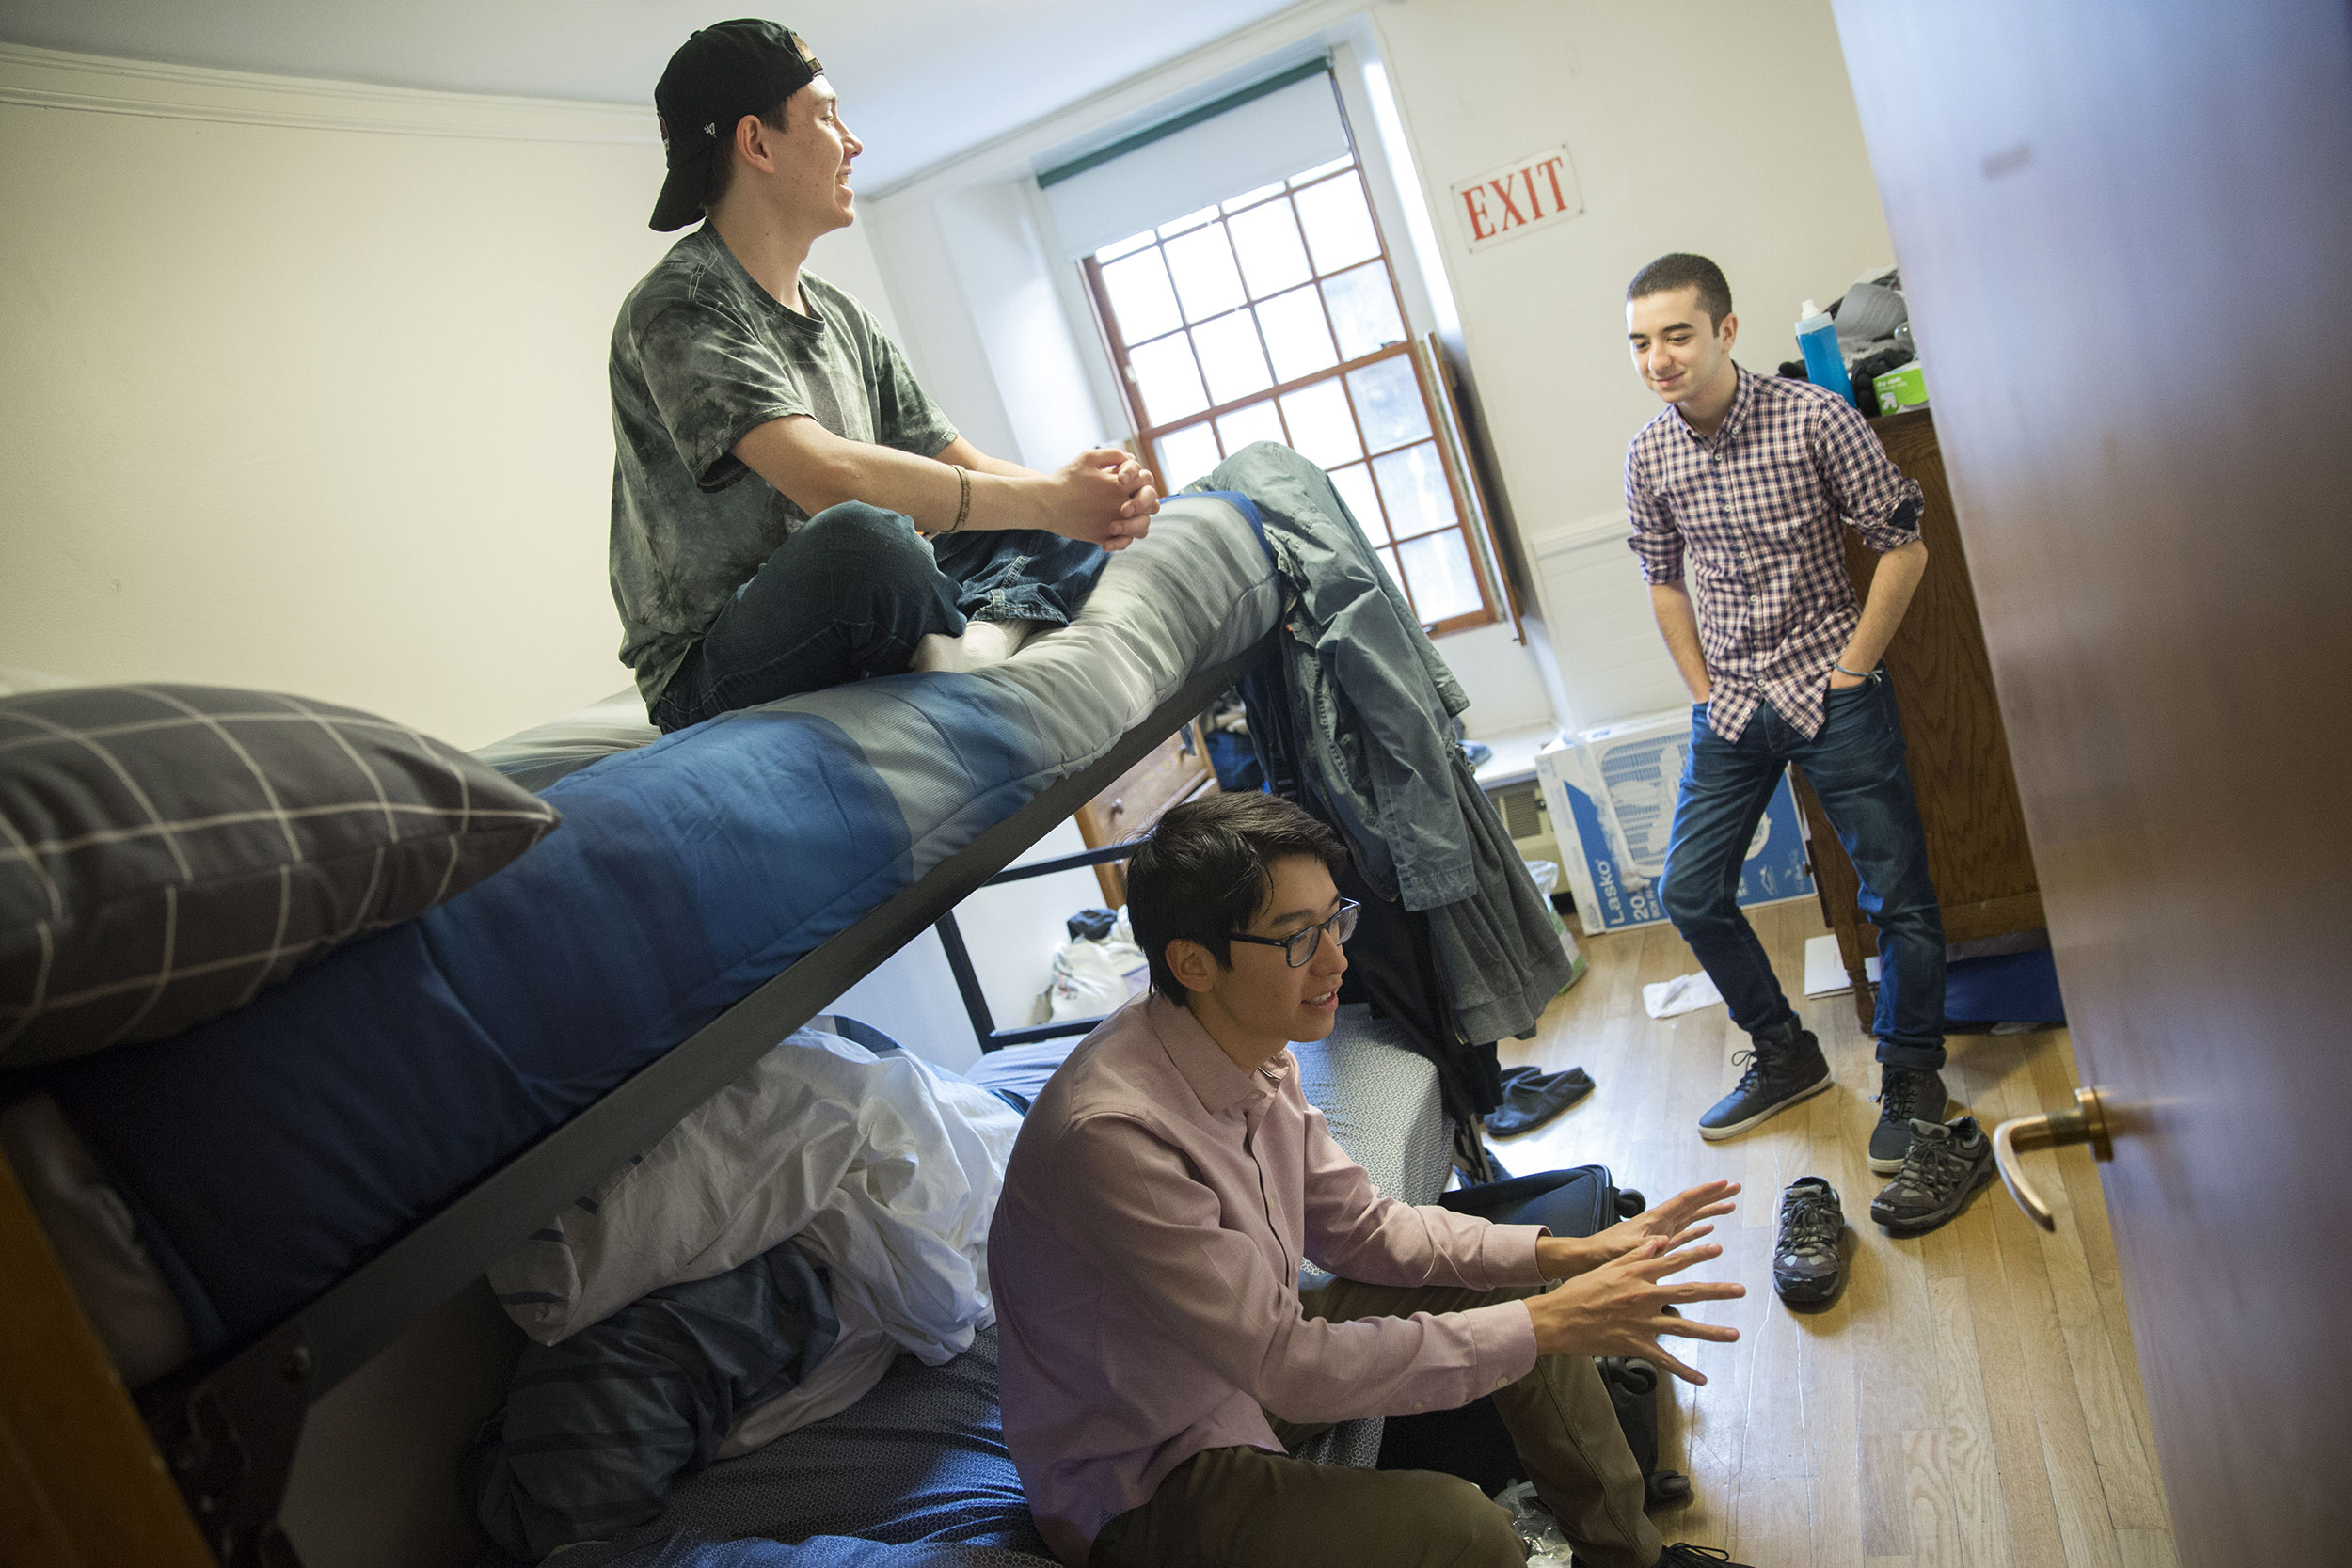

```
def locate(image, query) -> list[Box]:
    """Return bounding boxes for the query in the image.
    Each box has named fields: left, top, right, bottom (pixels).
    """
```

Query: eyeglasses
left=1229, top=899, right=1360, bottom=968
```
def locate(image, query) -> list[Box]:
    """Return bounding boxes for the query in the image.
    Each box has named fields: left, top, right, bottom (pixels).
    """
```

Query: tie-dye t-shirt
left=609, top=225, right=958, bottom=705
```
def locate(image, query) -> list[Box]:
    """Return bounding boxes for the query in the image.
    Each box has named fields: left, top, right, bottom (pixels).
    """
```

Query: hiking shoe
left=1870, top=1116, right=1995, bottom=1232
left=1697, top=1019, right=1832, bottom=1140
left=1867, top=1065, right=1950, bottom=1173
left=1655, top=1545, right=1751, bottom=1566
left=1772, top=1177, right=1845, bottom=1305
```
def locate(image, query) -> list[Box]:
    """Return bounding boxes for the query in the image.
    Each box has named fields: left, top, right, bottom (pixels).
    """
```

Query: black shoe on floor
left=1654, top=1544, right=1750, bottom=1566
left=1772, top=1176, right=1845, bottom=1305
left=1867, top=1064, right=1950, bottom=1174
left=1486, top=1065, right=1596, bottom=1138
left=1697, top=1019, right=1832, bottom=1141
left=1869, top=1116, right=1996, bottom=1232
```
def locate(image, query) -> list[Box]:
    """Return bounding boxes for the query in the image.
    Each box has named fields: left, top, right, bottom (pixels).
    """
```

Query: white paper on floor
left=1803, top=933, right=1881, bottom=997
left=1643, top=971, right=1724, bottom=1018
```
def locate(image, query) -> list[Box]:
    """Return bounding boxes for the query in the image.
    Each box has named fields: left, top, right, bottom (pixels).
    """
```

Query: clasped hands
left=1524, top=1179, right=1744, bottom=1385
left=1047, top=448, right=1160, bottom=551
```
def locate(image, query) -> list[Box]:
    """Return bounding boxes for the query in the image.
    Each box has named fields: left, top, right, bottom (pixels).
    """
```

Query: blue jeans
left=651, top=502, right=1106, bottom=732
left=1659, top=674, right=1947, bottom=1071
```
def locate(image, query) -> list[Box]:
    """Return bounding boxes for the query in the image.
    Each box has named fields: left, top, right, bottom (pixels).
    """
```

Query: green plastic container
left=1874, top=361, right=1930, bottom=411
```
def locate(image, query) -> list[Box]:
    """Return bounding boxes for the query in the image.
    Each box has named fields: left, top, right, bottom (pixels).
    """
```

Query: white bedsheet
left=487, top=1027, right=1022, bottom=1453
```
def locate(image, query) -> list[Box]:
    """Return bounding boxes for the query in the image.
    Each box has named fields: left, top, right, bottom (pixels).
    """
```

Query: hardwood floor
left=1496, top=899, right=2177, bottom=1568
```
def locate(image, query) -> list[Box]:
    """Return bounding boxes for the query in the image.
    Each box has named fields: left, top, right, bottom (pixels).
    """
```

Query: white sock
left=910, top=619, right=1040, bottom=674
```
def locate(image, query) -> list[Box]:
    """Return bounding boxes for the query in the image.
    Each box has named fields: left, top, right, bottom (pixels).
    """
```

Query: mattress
left=34, top=496, right=1279, bottom=1362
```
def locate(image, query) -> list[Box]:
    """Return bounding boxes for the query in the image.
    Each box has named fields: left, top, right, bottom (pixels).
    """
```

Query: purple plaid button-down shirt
left=1626, top=366, right=1924, bottom=741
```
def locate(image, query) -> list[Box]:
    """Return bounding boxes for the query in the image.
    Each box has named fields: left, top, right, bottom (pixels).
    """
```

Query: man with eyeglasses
left=989, top=792, right=1754, bottom=1568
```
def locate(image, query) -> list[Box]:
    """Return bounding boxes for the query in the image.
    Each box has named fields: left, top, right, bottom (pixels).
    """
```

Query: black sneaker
left=1772, top=1177, right=1845, bottom=1305
left=1867, top=1065, right=1950, bottom=1174
left=1655, top=1545, right=1751, bottom=1566
left=1869, top=1116, right=1995, bottom=1231
left=1697, top=1019, right=1832, bottom=1140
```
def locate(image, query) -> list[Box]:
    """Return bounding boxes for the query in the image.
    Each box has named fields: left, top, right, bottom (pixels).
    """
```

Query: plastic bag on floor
left=1495, top=1481, right=1575, bottom=1567
left=1522, top=860, right=1587, bottom=997
left=1032, top=909, right=1147, bottom=1024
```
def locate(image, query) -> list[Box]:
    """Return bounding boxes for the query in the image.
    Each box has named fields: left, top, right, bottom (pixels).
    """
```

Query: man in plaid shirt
left=1622, top=253, right=1949, bottom=1175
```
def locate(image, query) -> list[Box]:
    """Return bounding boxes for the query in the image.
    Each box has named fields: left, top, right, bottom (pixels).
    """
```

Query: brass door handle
left=1991, top=1085, right=2113, bottom=1231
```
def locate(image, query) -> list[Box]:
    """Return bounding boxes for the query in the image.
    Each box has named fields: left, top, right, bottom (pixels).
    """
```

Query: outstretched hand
left=1534, top=1179, right=1739, bottom=1283
left=1523, top=1238, right=1743, bottom=1385
left=1592, top=1179, right=1740, bottom=1259
left=1047, top=448, right=1159, bottom=550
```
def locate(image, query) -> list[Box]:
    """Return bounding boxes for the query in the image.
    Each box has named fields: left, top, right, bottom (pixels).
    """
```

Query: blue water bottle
left=1795, top=299, right=1854, bottom=404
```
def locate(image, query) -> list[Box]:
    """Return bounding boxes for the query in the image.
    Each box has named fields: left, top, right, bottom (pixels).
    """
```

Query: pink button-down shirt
left=989, top=995, right=1546, bottom=1565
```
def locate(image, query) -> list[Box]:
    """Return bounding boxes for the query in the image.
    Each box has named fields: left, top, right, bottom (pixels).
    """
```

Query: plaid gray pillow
left=0, top=685, right=561, bottom=1068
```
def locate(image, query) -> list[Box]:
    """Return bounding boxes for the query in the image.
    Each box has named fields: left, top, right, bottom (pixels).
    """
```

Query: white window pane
left=1323, top=262, right=1406, bottom=359
left=1371, top=441, right=1458, bottom=538
left=1155, top=422, right=1224, bottom=489
left=1225, top=199, right=1312, bottom=300
left=1375, top=546, right=1409, bottom=606
left=1157, top=203, right=1219, bottom=239
left=1191, top=313, right=1274, bottom=405
left=1294, top=172, right=1382, bottom=274
left=1327, top=461, right=1389, bottom=545
left=1254, top=286, right=1340, bottom=383
left=1096, top=228, right=1158, bottom=263
left=1130, top=335, right=1209, bottom=424
left=1278, top=380, right=1362, bottom=467
left=1346, top=356, right=1432, bottom=453
left=1100, top=249, right=1182, bottom=344
left=1399, top=530, right=1484, bottom=623
left=1163, top=225, right=1247, bottom=322
left=1222, top=181, right=1288, bottom=213
left=1290, top=154, right=1355, bottom=187
left=1216, top=400, right=1285, bottom=456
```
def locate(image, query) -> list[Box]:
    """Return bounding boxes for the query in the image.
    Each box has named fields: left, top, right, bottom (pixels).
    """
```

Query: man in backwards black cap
left=612, top=20, right=1161, bottom=729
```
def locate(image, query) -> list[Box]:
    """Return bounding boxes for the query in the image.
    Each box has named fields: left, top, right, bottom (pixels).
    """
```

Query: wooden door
left=1831, top=4, right=2352, bottom=1562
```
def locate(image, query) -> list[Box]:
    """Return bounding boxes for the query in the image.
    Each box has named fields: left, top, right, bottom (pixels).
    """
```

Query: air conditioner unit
left=1490, top=777, right=1563, bottom=872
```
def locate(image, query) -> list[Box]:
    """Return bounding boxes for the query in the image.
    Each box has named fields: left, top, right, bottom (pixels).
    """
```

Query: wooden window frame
left=1078, top=152, right=1502, bottom=638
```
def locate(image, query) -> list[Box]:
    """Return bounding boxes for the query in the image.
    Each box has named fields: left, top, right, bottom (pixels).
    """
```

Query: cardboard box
left=1535, top=711, right=1817, bottom=934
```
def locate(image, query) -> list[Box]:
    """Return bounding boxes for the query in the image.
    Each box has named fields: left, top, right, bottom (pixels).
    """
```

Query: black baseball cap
left=649, top=20, right=825, bottom=232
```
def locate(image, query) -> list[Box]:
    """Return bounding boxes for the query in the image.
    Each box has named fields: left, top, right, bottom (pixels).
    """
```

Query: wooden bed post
left=0, top=1148, right=215, bottom=1567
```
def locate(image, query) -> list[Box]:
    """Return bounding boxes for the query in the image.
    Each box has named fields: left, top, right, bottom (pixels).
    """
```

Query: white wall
left=1369, top=0, right=1897, bottom=729
left=0, top=44, right=900, bottom=752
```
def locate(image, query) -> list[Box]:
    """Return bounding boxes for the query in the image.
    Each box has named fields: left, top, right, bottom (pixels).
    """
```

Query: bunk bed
left=0, top=489, right=1286, bottom=1567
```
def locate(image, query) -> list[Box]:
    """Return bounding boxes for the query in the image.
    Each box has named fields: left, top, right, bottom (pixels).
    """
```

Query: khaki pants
left=1089, top=1277, right=1663, bottom=1568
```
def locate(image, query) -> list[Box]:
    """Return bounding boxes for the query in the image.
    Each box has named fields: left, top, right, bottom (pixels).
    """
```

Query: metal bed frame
left=933, top=839, right=1145, bottom=1054
left=139, top=633, right=1273, bottom=1568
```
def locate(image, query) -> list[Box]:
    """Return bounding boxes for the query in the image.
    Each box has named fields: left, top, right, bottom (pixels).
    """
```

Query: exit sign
left=1450, top=146, right=1583, bottom=251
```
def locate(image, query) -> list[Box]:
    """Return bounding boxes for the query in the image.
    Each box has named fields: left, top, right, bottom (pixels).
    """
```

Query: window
left=1076, top=138, right=1500, bottom=634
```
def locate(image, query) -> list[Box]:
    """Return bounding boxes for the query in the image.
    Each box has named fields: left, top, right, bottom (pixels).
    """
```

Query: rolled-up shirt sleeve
left=1625, top=441, right=1686, bottom=584
left=1056, top=1112, right=1538, bottom=1428
left=1813, top=397, right=1925, bottom=554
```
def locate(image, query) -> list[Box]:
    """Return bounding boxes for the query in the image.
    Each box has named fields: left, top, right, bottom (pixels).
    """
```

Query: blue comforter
left=40, top=493, right=1278, bottom=1354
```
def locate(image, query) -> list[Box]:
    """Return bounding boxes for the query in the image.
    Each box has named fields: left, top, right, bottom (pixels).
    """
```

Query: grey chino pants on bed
left=1089, top=1277, right=1663, bottom=1568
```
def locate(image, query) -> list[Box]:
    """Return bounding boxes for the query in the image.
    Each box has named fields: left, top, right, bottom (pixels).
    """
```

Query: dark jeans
left=1659, top=673, right=1947, bottom=1071
left=650, top=502, right=1107, bottom=733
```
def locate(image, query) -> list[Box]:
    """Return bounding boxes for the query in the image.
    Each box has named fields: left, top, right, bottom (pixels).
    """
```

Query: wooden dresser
left=1795, top=407, right=2045, bottom=1027
left=1073, top=718, right=1218, bottom=907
